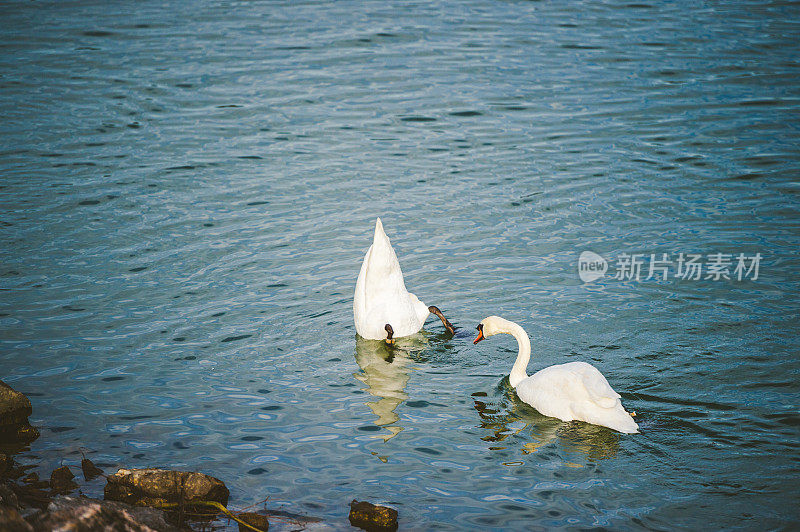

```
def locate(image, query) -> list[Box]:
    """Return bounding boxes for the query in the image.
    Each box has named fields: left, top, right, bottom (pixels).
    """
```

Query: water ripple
left=1, top=0, right=798, bottom=529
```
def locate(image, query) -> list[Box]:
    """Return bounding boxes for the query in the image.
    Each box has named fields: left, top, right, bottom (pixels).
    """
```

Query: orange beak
left=473, top=330, right=485, bottom=344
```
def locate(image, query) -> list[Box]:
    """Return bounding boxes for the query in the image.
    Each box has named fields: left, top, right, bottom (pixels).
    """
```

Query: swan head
left=473, top=315, right=514, bottom=344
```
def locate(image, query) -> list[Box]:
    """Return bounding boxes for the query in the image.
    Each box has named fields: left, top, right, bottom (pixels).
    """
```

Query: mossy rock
left=50, top=466, right=78, bottom=495
left=237, top=511, right=269, bottom=531
left=0, top=381, right=38, bottom=446
left=104, top=468, right=229, bottom=512
left=0, top=381, right=31, bottom=427
left=349, top=500, right=398, bottom=531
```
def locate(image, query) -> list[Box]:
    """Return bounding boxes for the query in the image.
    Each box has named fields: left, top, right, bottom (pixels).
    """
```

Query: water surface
left=1, top=0, right=799, bottom=529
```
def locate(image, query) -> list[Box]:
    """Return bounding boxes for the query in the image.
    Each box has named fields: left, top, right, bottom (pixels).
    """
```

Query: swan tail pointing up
left=354, top=218, right=429, bottom=339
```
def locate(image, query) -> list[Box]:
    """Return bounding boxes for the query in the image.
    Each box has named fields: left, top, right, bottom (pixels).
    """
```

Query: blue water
left=1, top=0, right=799, bottom=529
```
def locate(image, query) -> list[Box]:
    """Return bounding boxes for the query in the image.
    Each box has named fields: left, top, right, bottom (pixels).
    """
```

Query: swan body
left=474, top=316, right=638, bottom=434
left=354, top=218, right=453, bottom=340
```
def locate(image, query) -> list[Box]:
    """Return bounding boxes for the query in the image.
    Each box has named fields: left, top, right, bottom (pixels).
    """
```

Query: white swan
left=473, top=316, right=638, bottom=434
left=354, top=218, right=455, bottom=341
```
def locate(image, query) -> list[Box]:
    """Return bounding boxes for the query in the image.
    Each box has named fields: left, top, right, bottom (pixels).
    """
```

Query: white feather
left=353, top=218, right=430, bottom=340
left=477, top=316, right=638, bottom=434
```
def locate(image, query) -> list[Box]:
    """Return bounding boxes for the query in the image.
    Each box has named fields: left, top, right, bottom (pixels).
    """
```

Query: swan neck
left=506, top=323, right=531, bottom=388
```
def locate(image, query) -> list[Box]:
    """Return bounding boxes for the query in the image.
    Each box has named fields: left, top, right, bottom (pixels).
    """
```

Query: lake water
left=1, top=0, right=799, bottom=529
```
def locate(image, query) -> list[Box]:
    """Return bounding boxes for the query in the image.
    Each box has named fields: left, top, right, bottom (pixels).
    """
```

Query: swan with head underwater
left=354, top=218, right=455, bottom=343
left=473, top=316, right=638, bottom=434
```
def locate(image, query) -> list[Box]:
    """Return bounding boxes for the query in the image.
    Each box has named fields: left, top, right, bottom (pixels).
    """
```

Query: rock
left=10, top=425, right=39, bottom=443
left=49, top=466, right=77, bottom=495
left=237, top=511, right=269, bottom=531
left=26, top=495, right=180, bottom=532
left=104, top=468, right=229, bottom=512
left=21, top=472, right=48, bottom=490
left=0, top=454, right=12, bottom=478
left=348, top=500, right=398, bottom=531
left=0, top=481, right=20, bottom=509
left=9, top=480, right=51, bottom=511
left=0, top=381, right=31, bottom=427
left=0, top=381, right=38, bottom=445
left=81, top=457, right=104, bottom=481
left=0, top=506, right=33, bottom=532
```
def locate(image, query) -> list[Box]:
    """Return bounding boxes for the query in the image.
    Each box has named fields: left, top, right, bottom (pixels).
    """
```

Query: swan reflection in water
left=353, top=335, right=429, bottom=442
left=472, top=387, right=621, bottom=461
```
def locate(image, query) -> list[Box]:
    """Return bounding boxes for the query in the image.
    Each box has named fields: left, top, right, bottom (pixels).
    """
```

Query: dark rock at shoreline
left=0, top=382, right=31, bottom=426
left=104, top=468, right=229, bottom=513
left=49, top=466, right=77, bottom=495
left=1, top=477, right=32, bottom=532
left=0, top=506, right=33, bottom=532
left=0, top=381, right=39, bottom=445
left=349, top=500, right=398, bottom=531
left=1, top=481, right=20, bottom=509
left=9, top=425, right=39, bottom=444
left=237, top=511, right=269, bottom=531
left=26, top=495, right=180, bottom=531
left=0, top=454, right=12, bottom=478
left=81, top=457, right=104, bottom=481
left=7, top=482, right=51, bottom=511
left=21, top=472, right=48, bottom=490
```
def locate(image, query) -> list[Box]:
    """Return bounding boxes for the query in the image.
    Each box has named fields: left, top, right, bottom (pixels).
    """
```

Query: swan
left=473, top=316, right=638, bottom=434
left=354, top=218, right=455, bottom=341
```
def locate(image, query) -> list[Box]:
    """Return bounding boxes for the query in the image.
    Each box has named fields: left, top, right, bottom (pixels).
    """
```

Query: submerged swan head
left=472, top=314, right=638, bottom=433
left=473, top=315, right=516, bottom=344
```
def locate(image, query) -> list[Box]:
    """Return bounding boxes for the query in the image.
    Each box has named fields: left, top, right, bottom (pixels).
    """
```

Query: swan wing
left=407, top=292, right=431, bottom=327
left=576, top=362, right=621, bottom=409
left=517, top=362, right=637, bottom=434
